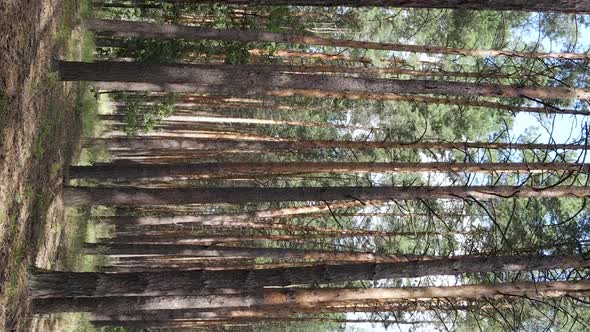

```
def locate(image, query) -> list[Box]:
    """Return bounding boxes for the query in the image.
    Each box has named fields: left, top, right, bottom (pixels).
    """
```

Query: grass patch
left=76, top=82, right=99, bottom=136
left=58, top=313, right=97, bottom=332
left=74, top=82, right=113, bottom=166
left=62, top=207, right=112, bottom=272
left=81, top=32, right=97, bottom=62
left=31, top=76, right=63, bottom=160
left=4, top=239, right=25, bottom=309
left=79, top=0, right=93, bottom=19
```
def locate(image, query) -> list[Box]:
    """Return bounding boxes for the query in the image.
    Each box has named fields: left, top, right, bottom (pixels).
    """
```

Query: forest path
left=0, top=0, right=84, bottom=330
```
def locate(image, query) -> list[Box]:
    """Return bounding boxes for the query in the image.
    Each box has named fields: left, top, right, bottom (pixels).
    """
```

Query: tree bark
left=104, top=228, right=448, bottom=243
left=32, top=279, right=590, bottom=313
left=31, top=255, right=590, bottom=298
left=102, top=232, right=375, bottom=245
left=88, top=301, right=489, bottom=322
left=64, top=185, right=590, bottom=207
left=91, top=317, right=434, bottom=328
left=103, top=200, right=363, bottom=225
left=83, top=243, right=418, bottom=263
left=68, top=162, right=590, bottom=181
left=59, top=61, right=590, bottom=100
left=87, top=137, right=589, bottom=152
left=100, top=114, right=381, bottom=131
left=106, top=215, right=398, bottom=234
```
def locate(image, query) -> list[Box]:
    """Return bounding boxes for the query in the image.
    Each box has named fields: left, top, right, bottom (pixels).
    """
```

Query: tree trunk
left=100, top=260, right=365, bottom=272
left=68, top=162, right=590, bottom=181
left=100, top=114, right=381, bottom=131
left=89, top=301, right=490, bottom=322
left=31, top=256, right=590, bottom=298
left=85, top=19, right=590, bottom=59
left=91, top=317, right=434, bottom=328
left=92, top=300, right=492, bottom=322
left=87, top=137, right=589, bottom=152
left=104, top=228, right=448, bottom=243
left=32, top=279, right=590, bottom=313
left=107, top=216, right=398, bottom=234
left=103, top=201, right=363, bottom=225
left=82, top=243, right=424, bottom=263
left=101, top=232, right=369, bottom=245
left=64, top=185, right=590, bottom=207
left=59, top=61, right=590, bottom=100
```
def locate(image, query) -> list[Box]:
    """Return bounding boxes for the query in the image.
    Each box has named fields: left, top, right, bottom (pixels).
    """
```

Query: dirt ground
left=0, top=0, right=84, bottom=331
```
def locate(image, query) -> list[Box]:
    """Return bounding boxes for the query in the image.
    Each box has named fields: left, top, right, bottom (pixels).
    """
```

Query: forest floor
left=0, top=0, right=99, bottom=331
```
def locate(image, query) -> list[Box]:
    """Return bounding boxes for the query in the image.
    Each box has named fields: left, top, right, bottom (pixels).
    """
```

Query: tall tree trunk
left=104, top=228, right=448, bottom=243
left=103, top=201, right=364, bottom=225
left=68, top=162, right=590, bottom=181
left=31, top=256, right=590, bottom=298
left=91, top=317, right=434, bottom=328
left=173, top=62, right=512, bottom=80
left=101, top=232, right=374, bottom=245
left=63, top=185, right=590, bottom=207
left=89, top=300, right=492, bottom=322
left=82, top=243, right=418, bottom=263
left=87, top=137, right=589, bottom=152
left=85, top=19, right=590, bottom=60
left=100, top=114, right=380, bottom=131
left=32, top=279, right=590, bottom=313
left=107, top=216, right=398, bottom=234
left=60, top=61, right=590, bottom=100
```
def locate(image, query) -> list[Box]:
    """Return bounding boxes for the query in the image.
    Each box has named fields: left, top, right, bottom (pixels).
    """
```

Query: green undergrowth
left=52, top=2, right=109, bottom=330
left=57, top=206, right=112, bottom=332
left=61, top=208, right=111, bottom=272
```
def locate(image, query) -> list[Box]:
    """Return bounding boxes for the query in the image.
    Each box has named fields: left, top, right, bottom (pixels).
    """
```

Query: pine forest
left=1, top=1, right=590, bottom=331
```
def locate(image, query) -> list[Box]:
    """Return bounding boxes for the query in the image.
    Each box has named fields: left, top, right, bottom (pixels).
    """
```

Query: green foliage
left=75, top=82, right=100, bottom=137
left=115, top=93, right=178, bottom=136
left=120, top=38, right=198, bottom=63
left=94, top=3, right=306, bottom=64
left=224, top=41, right=252, bottom=64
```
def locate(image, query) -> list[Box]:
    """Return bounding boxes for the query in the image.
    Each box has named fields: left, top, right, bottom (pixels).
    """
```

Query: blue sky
left=511, top=15, right=589, bottom=159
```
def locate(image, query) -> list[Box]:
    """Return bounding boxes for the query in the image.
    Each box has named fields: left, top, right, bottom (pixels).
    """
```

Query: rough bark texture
left=68, top=162, right=590, bottom=181
left=59, top=61, right=590, bottom=100
left=91, top=317, right=430, bottom=328
left=102, top=232, right=365, bottom=245
left=102, top=200, right=363, bottom=225
left=82, top=243, right=414, bottom=263
left=32, top=280, right=590, bottom=313
left=89, top=303, right=479, bottom=322
left=63, top=185, right=590, bottom=207
left=30, top=255, right=590, bottom=298
left=87, top=137, right=589, bottom=152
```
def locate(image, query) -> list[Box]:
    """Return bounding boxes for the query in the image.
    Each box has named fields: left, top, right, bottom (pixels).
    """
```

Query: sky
left=510, top=18, right=589, bottom=160
left=339, top=11, right=590, bottom=332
